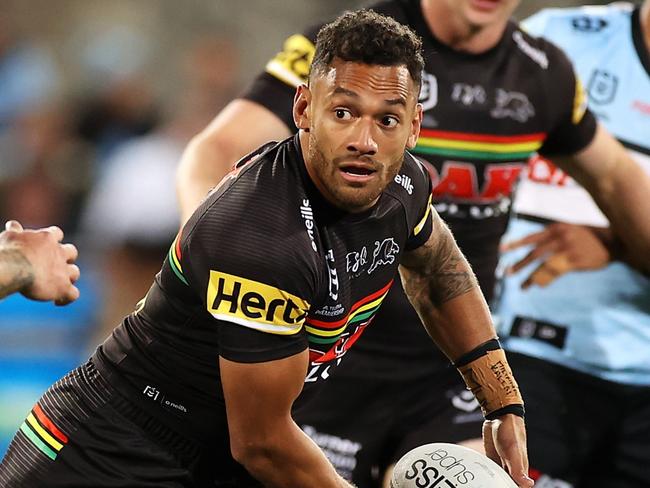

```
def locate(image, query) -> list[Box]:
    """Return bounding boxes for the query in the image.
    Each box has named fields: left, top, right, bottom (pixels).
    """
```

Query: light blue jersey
left=496, top=3, right=650, bottom=385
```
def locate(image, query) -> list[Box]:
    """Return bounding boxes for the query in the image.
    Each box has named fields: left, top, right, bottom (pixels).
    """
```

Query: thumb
left=512, top=471, right=535, bottom=487
left=5, top=220, right=23, bottom=232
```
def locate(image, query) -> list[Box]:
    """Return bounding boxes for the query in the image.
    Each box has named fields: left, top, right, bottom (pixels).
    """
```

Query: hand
left=483, top=415, right=534, bottom=487
left=1, top=220, right=80, bottom=305
left=501, top=223, right=611, bottom=289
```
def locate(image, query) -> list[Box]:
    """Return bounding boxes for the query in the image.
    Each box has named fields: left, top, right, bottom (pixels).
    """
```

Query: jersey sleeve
left=405, top=156, right=434, bottom=251
left=523, top=22, right=597, bottom=156
left=178, top=195, right=317, bottom=363
left=527, top=32, right=598, bottom=157
left=241, top=24, right=321, bottom=130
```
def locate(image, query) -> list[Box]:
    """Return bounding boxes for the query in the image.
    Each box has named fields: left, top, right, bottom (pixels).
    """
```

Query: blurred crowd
left=0, top=5, right=242, bottom=454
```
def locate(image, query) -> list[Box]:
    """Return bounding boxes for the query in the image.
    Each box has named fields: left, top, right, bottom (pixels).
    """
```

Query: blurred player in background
left=0, top=220, right=79, bottom=304
left=496, top=2, right=650, bottom=486
left=177, top=0, right=650, bottom=485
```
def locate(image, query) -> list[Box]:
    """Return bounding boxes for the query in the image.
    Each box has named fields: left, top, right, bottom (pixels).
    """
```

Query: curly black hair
left=311, top=9, right=424, bottom=88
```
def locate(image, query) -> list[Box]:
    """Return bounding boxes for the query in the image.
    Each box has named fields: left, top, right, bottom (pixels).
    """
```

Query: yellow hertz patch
left=207, top=271, right=310, bottom=335
left=265, top=34, right=315, bottom=88
left=572, top=74, right=588, bottom=124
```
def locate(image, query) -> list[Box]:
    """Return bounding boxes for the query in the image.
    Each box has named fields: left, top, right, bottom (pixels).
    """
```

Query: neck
left=298, top=129, right=311, bottom=169
left=421, top=0, right=508, bottom=54
left=642, top=1, right=650, bottom=54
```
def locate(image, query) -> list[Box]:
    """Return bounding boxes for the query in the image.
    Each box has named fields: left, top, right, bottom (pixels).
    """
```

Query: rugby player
left=176, top=0, right=650, bottom=485
left=496, top=2, right=650, bottom=486
left=0, top=11, right=532, bottom=487
left=0, top=220, right=79, bottom=304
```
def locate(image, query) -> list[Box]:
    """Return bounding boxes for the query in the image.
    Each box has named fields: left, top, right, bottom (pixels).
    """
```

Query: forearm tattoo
left=0, top=248, right=34, bottom=298
left=402, top=212, right=477, bottom=307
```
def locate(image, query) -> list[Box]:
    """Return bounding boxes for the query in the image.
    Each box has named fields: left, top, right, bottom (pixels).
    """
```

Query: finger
left=512, top=468, right=535, bottom=488
left=55, top=285, right=80, bottom=306
left=522, top=253, right=571, bottom=289
left=500, top=228, right=551, bottom=251
left=507, top=238, right=561, bottom=275
left=5, top=220, right=23, bottom=232
left=522, top=263, right=556, bottom=289
left=482, top=421, right=500, bottom=465
left=45, top=226, right=64, bottom=243
left=492, top=430, right=529, bottom=487
left=508, top=455, right=534, bottom=488
left=69, top=264, right=81, bottom=284
left=544, top=253, right=571, bottom=274
left=62, top=243, right=79, bottom=263
left=500, top=441, right=532, bottom=488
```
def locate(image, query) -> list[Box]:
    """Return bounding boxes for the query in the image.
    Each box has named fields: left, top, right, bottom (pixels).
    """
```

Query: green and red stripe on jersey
left=307, top=280, right=393, bottom=363
left=168, top=232, right=188, bottom=285
left=19, top=404, right=69, bottom=460
left=415, top=129, right=546, bottom=161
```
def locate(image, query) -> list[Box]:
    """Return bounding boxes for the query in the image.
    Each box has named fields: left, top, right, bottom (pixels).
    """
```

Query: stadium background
left=0, top=0, right=613, bottom=457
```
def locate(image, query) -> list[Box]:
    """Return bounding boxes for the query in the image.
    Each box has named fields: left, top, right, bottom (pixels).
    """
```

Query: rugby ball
left=391, top=443, right=518, bottom=488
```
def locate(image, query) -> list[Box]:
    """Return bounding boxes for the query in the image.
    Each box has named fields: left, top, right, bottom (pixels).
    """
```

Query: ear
left=293, top=84, right=312, bottom=131
left=406, top=103, right=423, bottom=150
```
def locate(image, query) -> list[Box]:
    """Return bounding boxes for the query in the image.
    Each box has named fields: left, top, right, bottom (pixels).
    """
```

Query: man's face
left=437, top=0, right=520, bottom=29
left=295, top=59, right=421, bottom=213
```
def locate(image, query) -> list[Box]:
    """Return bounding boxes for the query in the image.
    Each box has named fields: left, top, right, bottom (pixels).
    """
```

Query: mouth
left=470, top=0, right=501, bottom=12
left=338, top=162, right=377, bottom=183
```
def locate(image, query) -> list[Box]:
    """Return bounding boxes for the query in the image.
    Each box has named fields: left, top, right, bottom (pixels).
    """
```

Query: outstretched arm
left=221, top=350, right=354, bottom=487
left=399, top=210, right=533, bottom=488
left=176, top=99, right=291, bottom=223
left=0, top=220, right=80, bottom=304
left=399, top=209, right=490, bottom=358
left=554, top=124, right=650, bottom=273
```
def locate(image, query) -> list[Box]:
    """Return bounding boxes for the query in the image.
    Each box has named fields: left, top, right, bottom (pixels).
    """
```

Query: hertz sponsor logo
left=207, top=271, right=310, bottom=335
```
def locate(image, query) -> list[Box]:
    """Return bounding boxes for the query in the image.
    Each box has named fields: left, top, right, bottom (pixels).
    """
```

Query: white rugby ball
left=391, top=443, right=518, bottom=488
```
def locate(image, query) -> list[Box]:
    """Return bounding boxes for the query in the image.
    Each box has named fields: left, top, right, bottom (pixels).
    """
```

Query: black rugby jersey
left=243, top=0, right=597, bottom=363
left=93, top=134, right=433, bottom=445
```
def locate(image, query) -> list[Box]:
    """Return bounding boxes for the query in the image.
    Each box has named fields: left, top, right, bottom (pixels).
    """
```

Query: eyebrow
left=332, top=86, right=407, bottom=107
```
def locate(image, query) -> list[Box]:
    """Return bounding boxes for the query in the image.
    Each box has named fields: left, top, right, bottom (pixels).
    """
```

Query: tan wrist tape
left=457, top=348, right=523, bottom=418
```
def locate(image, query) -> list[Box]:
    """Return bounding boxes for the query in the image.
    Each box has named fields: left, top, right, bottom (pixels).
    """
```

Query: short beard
left=307, top=133, right=405, bottom=212
left=307, top=135, right=380, bottom=212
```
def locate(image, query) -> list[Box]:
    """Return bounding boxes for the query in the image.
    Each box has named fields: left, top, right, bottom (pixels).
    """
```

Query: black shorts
left=293, top=350, right=484, bottom=487
left=0, top=360, right=260, bottom=488
left=508, top=352, right=650, bottom=488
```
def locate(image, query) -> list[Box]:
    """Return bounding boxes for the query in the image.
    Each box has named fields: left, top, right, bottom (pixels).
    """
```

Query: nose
left=346, top=118, right=378, bottom=156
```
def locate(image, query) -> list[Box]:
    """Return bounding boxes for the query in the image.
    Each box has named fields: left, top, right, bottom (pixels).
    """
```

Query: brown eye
left=335, top=109, right=352, bottom=120
left=381, top=115, right=399, bottom=128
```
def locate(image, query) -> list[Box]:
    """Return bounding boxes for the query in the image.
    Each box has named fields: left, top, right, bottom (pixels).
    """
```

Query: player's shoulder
left=504, top=19, right=568, bottom=74
left=385, top=151, right=431, bottom=210
left=522, top=2, right=634, bottom=39
left=181, top=137, right=323, bottom=296
left=186, top=137, right=308, bottom=242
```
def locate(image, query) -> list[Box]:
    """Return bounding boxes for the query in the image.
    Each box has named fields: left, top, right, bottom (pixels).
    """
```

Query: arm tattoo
left=402, top=212, right=477, bottom=307
left=0, top=248, right=34, bottom=299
